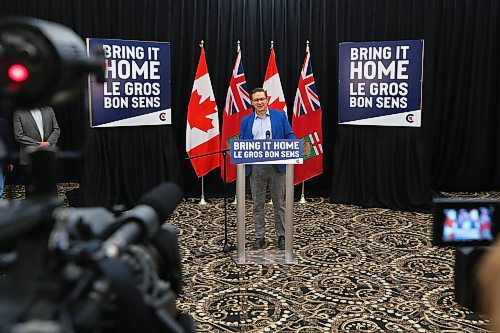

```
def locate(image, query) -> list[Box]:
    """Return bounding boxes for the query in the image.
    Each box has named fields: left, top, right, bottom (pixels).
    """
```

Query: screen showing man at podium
left=239, top=87, right=296, bottom=250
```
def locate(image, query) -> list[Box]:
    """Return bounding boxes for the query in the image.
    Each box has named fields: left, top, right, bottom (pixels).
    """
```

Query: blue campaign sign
left=87, top=38, right=171, bottom=127
left=338, top=40, right=424, bottom=127
left=230, top=139, right=303, bottom=165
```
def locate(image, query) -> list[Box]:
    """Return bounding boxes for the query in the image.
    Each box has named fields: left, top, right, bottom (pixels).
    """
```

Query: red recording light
left=8, top=64, right=29, bottom=82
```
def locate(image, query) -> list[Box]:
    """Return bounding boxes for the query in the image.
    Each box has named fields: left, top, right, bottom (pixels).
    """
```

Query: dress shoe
left=252, top=237, right=266, bottom=250
left=277, top=236, right=285, bottom=250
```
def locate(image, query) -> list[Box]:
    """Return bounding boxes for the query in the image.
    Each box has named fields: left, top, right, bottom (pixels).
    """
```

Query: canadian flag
left=263, top=43, right=287, bottom=113
left=186, top=44, right=220, bottom=177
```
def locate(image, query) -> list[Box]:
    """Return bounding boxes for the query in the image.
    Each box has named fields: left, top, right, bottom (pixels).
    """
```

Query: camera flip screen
left=433, top=199, right=498, bottom=247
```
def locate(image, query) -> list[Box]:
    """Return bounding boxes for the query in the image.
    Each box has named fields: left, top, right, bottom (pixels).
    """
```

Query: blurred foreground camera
left=0, top=182, right=194, bottom=333
left=432, top=198, right=500, bottom=312
left=0, top=16, right=105, bottom=109
left=0, top=17, right=193, bottom=333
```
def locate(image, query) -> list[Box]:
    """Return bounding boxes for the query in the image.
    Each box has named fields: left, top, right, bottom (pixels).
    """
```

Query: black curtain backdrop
left=1, top=0, right=498, bottom=210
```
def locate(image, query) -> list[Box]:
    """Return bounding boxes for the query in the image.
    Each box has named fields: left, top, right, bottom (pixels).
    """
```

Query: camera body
left=0, top=186, right=192, bottom=333
left=0, top=16, right=104, bottom=109
left=0, top=16, right=192, bottom=333
left=432, top=198, right=500, bottom=312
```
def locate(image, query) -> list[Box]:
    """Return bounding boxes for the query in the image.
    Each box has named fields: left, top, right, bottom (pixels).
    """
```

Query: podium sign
left=230, top=139, right=303, bottom=165
left=231, top=139, right=303, bottom=265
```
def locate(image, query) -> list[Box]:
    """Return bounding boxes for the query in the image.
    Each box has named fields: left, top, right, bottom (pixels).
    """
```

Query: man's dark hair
left=250, top=87, right=267, bottom=100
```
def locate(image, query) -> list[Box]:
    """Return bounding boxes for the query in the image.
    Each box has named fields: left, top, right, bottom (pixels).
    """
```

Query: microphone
left=103, top=182, right=182, bottom=257
left=266, top=130, right=270, bottom=139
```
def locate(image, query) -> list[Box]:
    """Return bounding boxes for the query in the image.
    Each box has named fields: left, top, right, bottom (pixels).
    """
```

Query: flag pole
left=199, top=176, right=207, bottom=205
left=196, top=39, right=206, bottom=207
left=297, top=42, right=309, bottom=204
left=299, top=182, right=307, bottom=204
left=267, top=39, right=274, bottom=206
left=232, top=39, right=241, bottom=206
left=299, top=41, right=307, bottom=206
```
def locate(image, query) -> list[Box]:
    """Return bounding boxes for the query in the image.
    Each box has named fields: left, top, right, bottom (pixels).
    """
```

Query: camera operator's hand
left=476, top=239, right=500, bottom=332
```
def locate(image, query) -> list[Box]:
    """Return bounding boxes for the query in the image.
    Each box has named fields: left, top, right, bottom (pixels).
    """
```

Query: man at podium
left=239, top=88, right=295, bottom=250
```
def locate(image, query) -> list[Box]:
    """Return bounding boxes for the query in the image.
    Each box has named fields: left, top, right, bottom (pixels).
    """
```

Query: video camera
left=0, top=16, right=105, bottom=108
left=432, top=198, right=500, bottom=312
left=0, top=17, right=194, bottom=333
left=0, top=182, right=193, bottom=333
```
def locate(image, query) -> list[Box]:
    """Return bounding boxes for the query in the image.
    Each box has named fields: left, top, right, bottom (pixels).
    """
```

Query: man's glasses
left=251, top=98, right=267, bottom=102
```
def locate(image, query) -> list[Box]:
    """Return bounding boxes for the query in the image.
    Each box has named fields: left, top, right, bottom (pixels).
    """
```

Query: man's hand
left=7, top=164, right=13, bottom=173
left=37, top=141, right=51, bottom=148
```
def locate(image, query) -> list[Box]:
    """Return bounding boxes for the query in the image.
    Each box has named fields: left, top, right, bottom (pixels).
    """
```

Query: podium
left=230, top=139, right=303, bottom=265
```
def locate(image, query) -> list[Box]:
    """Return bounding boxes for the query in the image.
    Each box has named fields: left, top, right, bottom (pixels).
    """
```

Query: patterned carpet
left=166, top=193, right=499, bottom=333
left=3, top=185, right=498, bottom=332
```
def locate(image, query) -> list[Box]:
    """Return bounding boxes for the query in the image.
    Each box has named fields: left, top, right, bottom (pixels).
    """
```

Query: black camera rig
left=0, top=181, right=194, bottom=333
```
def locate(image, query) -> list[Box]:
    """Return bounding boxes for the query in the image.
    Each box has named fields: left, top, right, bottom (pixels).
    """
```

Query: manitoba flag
left=186, top=44, right=220, bottom=177
left=292, top=43, right=323, bottom=185
left=263, top=43, right=287, bottom=112
left=220, top=44, right=252, bottom=183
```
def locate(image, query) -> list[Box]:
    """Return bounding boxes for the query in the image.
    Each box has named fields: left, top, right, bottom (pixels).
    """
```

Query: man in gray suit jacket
left=13, top=106, right=60, bottom=196
left=13, top=106, right=60, bottom=165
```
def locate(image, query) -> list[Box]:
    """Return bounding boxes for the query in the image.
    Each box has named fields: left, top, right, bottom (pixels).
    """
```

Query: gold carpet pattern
left=167, top=194, right=499, bottom=332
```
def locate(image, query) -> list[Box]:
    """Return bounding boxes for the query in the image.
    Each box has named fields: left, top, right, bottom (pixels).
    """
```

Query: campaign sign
left=87, top=38, right=171, bottom=127
left=338, top=40, right=424, bottom=127
left=230, top=139, right=303, bottom=165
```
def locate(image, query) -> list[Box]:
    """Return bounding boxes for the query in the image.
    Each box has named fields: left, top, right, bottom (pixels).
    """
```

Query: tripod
left=186, top=148, right=236, bottom=256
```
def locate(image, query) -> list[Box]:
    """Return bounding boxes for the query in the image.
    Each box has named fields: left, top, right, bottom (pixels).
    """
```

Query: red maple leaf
left=268, top=99, right=287, bottom=112
left=188, top=91, right=217, bottom=132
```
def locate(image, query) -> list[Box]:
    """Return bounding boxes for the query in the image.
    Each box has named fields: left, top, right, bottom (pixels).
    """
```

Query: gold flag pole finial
left=270, top=40, right=274, bottom=49
left=306, top=40, right=310, bottom=46
left=237, top=40, right=241, bottom=52
left=199, top=40, right=204, bottom=48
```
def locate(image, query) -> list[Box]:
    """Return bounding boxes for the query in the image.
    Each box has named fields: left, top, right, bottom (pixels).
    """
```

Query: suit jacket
left=239, top=108, right=295, bottom=175
left=13, top=107, right=60, bottom=165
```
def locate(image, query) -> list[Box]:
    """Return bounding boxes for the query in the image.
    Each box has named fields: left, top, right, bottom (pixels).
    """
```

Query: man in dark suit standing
left=13, top=106, right=60, bottom=196
left=239, top=88, right=295, bottom=250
